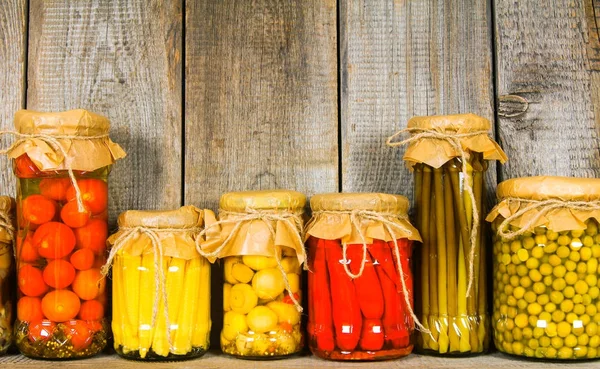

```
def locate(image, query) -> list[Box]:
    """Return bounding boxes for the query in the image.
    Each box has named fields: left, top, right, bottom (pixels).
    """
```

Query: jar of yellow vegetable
left=0, top=196, right=14, bottom=355
left=104, top=206, right=210, bottom=361
left=388, top=113, right=508, bottom=355
left=487, top=176, right=600, bottom=360
left=199, top=190, right=306, bottom=359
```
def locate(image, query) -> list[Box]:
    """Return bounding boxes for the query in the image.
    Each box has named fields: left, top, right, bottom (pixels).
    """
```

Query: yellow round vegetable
left=223, top=311, right=248, bottom=341
left=247, top=306, right=278, bottom=334
left=224, top=283, right=232, bottom=311
left=243, top=254, right=279, bottom=270
left=232, top=263, right=255, bottom=283
left=252, top=268, right=285, bottom=299
left=267, top=301, right=300, bottom=325
left=286, top=273, right=300, bottom=294
left=224, top=256, right=243, bottom=284
left=281, top=256, right=300, bottom=273
left=230, top=283, right=258, bottom=314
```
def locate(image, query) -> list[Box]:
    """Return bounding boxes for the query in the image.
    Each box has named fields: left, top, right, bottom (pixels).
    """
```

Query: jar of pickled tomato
left=7, top=109, right=125, bottom=359
left=487, top=176, right=600, bottom=360
left=199, top=190, right=306, bottom=359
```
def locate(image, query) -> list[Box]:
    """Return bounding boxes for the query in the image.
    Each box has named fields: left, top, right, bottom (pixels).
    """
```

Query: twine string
left=102, top=226, right=201, bottom=350
left=195, top=208, right=306, bottom=312
left=0, top=131, right=110, bottom=212
left=311, top=209, right=428, bottom=333
left=497, top=198, right=600, bottom=240
left=387, top=127, right=488, bottom=297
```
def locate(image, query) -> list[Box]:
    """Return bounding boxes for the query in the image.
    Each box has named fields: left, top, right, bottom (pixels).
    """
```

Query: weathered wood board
left=340, top=0, right=497, bottom=206
left=0, top=0, right=27, bottom=194
left=184, top=0, right=339, bottom=210
left=495, top=0, right=600, bottom=179
left=27, top=0, right=183, bottom=221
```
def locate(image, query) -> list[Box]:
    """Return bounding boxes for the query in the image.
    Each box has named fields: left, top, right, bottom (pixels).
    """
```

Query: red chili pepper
left=325, top=240, right=362, bottom=352
left=307, top=237, right=335, bottom=352
left=282, top=292, right=300, bottom=305
left=346, top=243, right=384, bottom=320
left=375, top=261, right=409, bottom=349
left=389, top=239, right=414, bottom=329
left=359, top=318, right=385, bottom=351
left=368, top=239, right=401, bottom=292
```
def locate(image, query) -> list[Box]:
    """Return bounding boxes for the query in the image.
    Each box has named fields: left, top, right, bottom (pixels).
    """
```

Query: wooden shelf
left=1, top=350, right=598, bottom=368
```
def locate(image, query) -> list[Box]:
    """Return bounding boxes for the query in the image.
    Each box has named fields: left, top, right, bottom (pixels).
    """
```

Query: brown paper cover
left=306, top=193, right=422, bottom=243
left=0, top=196, right=13, bottom=244
left=486, top=176, right=600, bottom=232
left=403, top=113, right=507, bottom=169
left=107, top=206, right=204, bottom=260
left=200, top=190, right=306, bottom=263
left=7, top=109, right=126, bottom=172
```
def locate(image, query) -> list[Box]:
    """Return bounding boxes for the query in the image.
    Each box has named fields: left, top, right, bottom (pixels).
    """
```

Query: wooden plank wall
left=1, top=0, right=599, bottom=350
left=495, top=0, right=600, bottom=179
left=340, top=0, right=496, bottom=205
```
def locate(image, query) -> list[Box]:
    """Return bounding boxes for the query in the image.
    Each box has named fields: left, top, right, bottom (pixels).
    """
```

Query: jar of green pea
left=487, top=176, right=600, bottom=360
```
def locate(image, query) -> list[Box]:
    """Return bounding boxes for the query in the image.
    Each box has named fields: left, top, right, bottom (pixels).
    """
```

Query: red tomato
left=22, top=195, right=56, bottom=225
left=60, top=200, right=91, bottom=228
left=66, top=179, right=108, bottom=214
left=15, top=154, right=41, bottom=178
left=78, top=300, right=104, bottom=321
left=74, top=219, right=107, bottom=255
left=62, top=320, right=92, bottom=351
left=17, top=296, right=44, bottom=321
left=39, top=178, right=72, bottom=202
left=28, top=320, right=56, bottom=343
left=43, top=259, right=76, bottom=289
left=18, top=265, right=49, bottom=297
left=16, top=232, right=39, bottom=262
left=33, top=222, right=76, bottom=259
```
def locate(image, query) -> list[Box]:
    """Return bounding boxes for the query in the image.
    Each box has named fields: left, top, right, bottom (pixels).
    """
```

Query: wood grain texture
left=1, top=351, right=597, bottom=368
left=184, top=0, right=338, bottom=210
left=340, top=0, right=497, bottom=206
left=27, top=0, right=183, bottom=222
left=495, top=0, right=600, bottom=179
left=0, top=0, right=27, bottom=195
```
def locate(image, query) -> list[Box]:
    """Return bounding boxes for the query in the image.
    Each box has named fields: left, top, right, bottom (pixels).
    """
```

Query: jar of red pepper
left=4, top=109, right=126, bottom=359
left=305, top=193, right=422, bottom=360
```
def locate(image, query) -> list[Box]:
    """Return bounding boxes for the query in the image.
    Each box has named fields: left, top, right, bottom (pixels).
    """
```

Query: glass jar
left=107, top=207, right=210, bottom=360
left=389, top=114, right=507, bottom=355
left=488, top=176, right=600, bottom=360
left=0, top=196, right=14, bottom=355
left=8, top=109, right=125, bottom=359
left=305, top=193, right=421, bottom=360
left=199, top=190, right=306, bottom=359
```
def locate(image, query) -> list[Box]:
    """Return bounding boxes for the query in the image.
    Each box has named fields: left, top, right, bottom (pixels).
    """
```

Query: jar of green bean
left=387, top=113, right=507, bottom=355
left=487, top=176, right=600, bottom=360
